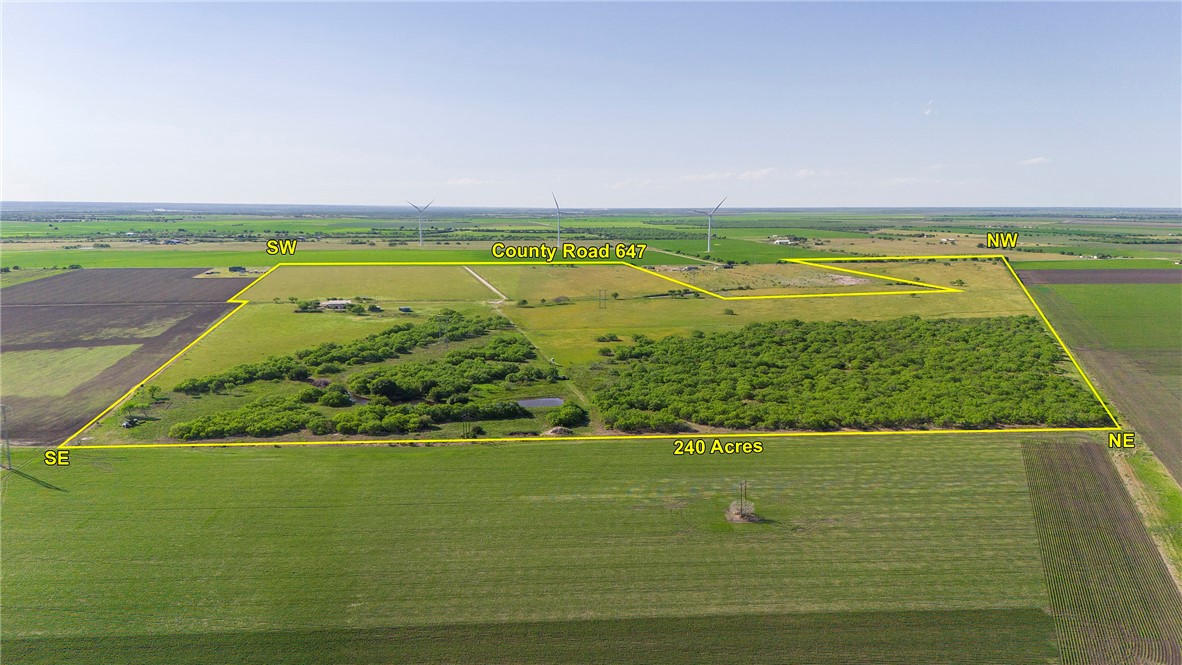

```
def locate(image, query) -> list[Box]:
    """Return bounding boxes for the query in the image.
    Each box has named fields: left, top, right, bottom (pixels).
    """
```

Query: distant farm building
left=320, top=299, right=353, bottom=310
left=398, top=306, right=413, bottom=313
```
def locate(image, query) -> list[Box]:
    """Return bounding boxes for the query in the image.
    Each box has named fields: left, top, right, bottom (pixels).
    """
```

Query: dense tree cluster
left=167, top=328, right=560, bottom=440
left=173, top=311, right=508, bottom=394
left=168, top=396, right=318, bottom=440
left=331, top=401, right=529, bottom=435
left=167, top=395, right=531, bottom=440
left=348, top=357, right=542, bottom=403
left=549, top=403, right=590, bottom=428
left=595, top=316, right=1110, bottom=432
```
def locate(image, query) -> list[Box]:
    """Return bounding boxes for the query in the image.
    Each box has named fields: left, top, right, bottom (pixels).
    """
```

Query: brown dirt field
left=1, top=303, right=239, bottom=444
left=0, top=268, right=252, bottom=305
left=0, top=304, right=197, bottom=348
left=1023, top=439, right=1182, bottom=664
left=1020, top=269, right=1182, bottom=285
left=0, top=269, right=252, bottom=444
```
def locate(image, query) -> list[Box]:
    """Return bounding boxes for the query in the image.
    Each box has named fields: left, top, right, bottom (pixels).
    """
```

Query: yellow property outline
left=58, top=254, right=1120, bottom=449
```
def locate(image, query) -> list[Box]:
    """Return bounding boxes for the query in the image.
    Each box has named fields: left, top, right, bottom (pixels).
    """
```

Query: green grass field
left=1124, top=451, right=1182, bottom=566
left=474, top=264, right=679, bottom=302
left=2, top=435, right=1055, bottom=663
left=0, top=345, right=141, bottom=398
left=241, top=265, right=500, bottom=302
left=0, top=245, right=701, bottom=270
left=1038, top=284, right=1182, bottom=354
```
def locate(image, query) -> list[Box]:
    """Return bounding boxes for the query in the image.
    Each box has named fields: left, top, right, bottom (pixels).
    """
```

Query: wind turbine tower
left=406, top=200, right=435, bottom=246
left=691, top=197, right=727, bottom=253
left=551, top=193, right=563, bottom=247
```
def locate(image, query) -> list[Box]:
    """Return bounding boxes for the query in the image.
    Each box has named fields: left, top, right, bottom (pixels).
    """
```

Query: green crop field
left=0, top=345, right=141, bottom=398
left=2, top=435, right=1058, bottom=664
left=647, top=236, right=836, bottom=263
left=0, top=244, right=702, bottom=270
left=1023, top=440, right=1182, bottom=663
left=1038, top=284, right=1182, bottom=354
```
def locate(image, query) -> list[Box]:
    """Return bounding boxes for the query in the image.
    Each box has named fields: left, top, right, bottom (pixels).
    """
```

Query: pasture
left=650, top=262, right=919, bottom=296
left=501, top=259, right=1034, bottom=365
left=241, top=265, right=501, bottom=302
left=2, top=435, right=1055, bottom=664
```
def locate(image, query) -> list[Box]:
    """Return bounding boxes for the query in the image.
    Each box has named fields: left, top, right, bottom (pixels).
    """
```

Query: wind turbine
left=551, top=193, right=563, bottom=247
left=406, top=199, right=434, bottom=246
left=690, top=196, right=727, bottom=253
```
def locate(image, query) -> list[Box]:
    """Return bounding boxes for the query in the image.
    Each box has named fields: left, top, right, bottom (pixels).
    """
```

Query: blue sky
left=3, top=2, right=1179, bottom=207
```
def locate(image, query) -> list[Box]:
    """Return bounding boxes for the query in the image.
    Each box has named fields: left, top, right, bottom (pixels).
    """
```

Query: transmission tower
left=1, top=404, right=13, bottom=470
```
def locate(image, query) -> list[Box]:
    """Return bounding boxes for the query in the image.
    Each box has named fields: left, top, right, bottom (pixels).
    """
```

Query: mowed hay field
left=473, top=263, right=678, bottom=302
left=241, top=265, right=500, bottom=302
left=2, top=436, right=1056, bottom=664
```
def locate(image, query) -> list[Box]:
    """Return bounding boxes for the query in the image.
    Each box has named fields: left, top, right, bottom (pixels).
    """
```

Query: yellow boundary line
left=61, top=426, right=1117, bottom=450
left=58, top=255, right=1119, bottom=449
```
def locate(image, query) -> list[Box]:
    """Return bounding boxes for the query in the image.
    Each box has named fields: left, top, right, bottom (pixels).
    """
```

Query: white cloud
left=795, top=168, right=817, bottom=178
left=1020, top=156, right=1050, bottom=166
left=444, top=178, right=496, bottom=186
left=883, top=176, right=942, bottom=186
left=922, top=99, right=936, bottom=116
left=610, top=177, right=662, bottom=189
left=680, top=171, right=733, bottom=181
left=738, top=168, right=775, bottom=180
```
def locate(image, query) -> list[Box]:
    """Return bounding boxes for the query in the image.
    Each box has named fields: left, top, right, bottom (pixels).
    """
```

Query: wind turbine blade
left=552, top=192, right=561, bottom=212
left=406, top=201, right=422, bottom=213
left=689, top=210, right=708, bottom=215
left=422, top=200, right=435, bottom=212
left=710, top=196, right=728, bottom=215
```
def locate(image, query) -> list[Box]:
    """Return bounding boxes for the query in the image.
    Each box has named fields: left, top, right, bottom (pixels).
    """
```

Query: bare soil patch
left=0, top=268, right=251, bottom=305
left=0, top=269, right=250, bottom=444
